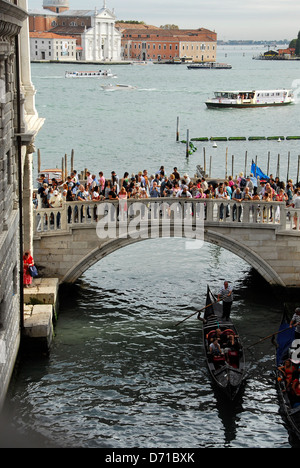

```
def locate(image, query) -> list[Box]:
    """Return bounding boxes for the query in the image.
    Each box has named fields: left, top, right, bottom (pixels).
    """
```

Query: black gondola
left=275, top=309, right=300, bottom=442
left=201, top=285, right=246, bottom=400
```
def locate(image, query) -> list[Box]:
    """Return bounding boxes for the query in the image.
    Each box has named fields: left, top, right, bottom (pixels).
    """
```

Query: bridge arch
left=61, top=229, right=284, bottom=287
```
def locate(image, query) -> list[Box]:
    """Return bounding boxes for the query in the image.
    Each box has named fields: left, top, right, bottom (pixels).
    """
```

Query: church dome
left=43, top=0, right=69, bottom=8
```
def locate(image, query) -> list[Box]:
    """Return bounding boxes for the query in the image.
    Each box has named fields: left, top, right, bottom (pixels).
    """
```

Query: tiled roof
left=49, top=25, right=86, bottom=35
left=30, top=31, right=76, bottom=40
left=28, top=9, right=58, bottom=16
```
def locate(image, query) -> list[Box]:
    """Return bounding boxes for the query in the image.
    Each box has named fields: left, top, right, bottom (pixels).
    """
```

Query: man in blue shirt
left=150, top=181, right=161, bottom=198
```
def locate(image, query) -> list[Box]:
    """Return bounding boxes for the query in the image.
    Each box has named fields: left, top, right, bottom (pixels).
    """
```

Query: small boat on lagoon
left=205, top=89, right=294, bottom=108
left=201, top=286, right=246, bottom=400
left=130, top=61, right=154, bottom=66
left=65, top=69, right=117, bottom=78
left=274, top=309, right=300, bottom=443
left=101, top=83, right=137, bottom=91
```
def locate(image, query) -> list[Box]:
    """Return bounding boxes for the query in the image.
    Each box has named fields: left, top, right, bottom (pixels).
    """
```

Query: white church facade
left=29, top=0, right=121, bottom=62
left=80, top=7, right=121, bottom=61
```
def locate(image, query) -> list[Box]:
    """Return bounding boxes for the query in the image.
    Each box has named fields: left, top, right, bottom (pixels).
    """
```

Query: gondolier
left=290, top=308, right=300, bottom=339
left=217, top=281, right=233, bottom=321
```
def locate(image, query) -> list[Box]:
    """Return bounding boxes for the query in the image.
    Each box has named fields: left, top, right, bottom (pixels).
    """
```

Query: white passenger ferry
left=205, top=89, right=294, bottom=108
left=65, top=69, right=117, bottom=78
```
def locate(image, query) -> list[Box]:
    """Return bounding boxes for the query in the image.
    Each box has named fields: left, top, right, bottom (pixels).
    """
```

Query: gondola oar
left=246, top=323, right=297, bottom=350
left=175, top=298, right=221, bottom=327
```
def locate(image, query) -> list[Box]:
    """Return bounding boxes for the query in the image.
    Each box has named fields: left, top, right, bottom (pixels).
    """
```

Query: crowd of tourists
left=35, top=166, right=300, bottom=211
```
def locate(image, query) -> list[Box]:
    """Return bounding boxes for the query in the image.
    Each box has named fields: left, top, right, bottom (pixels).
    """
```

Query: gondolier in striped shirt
left=217, top=281, right=233, bottom=321
left=290, top=308, right=300, bottom=339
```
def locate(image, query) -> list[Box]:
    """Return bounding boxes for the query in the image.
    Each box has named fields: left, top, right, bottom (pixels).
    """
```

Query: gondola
left=201, top=285, right=246, bottom=400
left=274, top=309, right=300, bottom=442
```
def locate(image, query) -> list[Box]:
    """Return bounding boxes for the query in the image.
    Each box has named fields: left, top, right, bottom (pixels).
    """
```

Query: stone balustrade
left=33, top=198, right=299, bottom=235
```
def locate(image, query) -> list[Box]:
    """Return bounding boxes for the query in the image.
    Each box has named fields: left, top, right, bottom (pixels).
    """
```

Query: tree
left=295, top=31, right=300, bottom=56
left=160, top=24, right=179, bottom=30
left=289, top=39, right=297, bottom=49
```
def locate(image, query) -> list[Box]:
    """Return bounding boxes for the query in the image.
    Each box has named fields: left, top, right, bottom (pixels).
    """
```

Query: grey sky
left=27, top=0, right=300, bottom=40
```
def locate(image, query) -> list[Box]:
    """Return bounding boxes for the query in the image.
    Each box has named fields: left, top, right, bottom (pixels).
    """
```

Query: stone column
left=23, top=150, right=34, bottom=254
left=98, top=18, right=103, bottom=61
left=19, top=0, right=37, bottom=119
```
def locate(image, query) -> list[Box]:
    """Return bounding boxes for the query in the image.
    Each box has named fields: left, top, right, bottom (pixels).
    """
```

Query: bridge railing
left=33, top=198, right=296, bottom=235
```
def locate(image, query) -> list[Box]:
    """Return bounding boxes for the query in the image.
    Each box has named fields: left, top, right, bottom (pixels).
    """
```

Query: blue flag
left=251, top=161, right=269, bottom=181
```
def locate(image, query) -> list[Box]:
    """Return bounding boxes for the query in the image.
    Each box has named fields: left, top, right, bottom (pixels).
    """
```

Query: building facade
left=30, top=32, right=77, bottom=61
left=120, top=27, right=217, bottom=62
left=0, top=0, right=44, bottom=408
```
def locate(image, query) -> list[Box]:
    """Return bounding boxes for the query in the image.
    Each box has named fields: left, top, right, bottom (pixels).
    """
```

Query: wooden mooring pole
left=276, top=153, right=280, bottom=179
left=71, top=149, right=74, bottom=173
left=37, top=149, right=41, bottom=174
left=267, top=151, right=270, bottom=176
left=186, top=130, right=190, bottom=158
left=244, top=151, right=247, bottom=175
left=176, top=117, right=180, bottom=142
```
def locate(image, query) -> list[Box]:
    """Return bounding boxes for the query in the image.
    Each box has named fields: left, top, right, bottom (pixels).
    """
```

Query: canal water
left=4, top=46, right=300, bottom=448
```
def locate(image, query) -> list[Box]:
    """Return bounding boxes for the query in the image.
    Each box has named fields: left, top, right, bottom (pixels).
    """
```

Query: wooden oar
left=175, top=298, right=221, bottom=327
left=246, top=323, right=297, bottom=349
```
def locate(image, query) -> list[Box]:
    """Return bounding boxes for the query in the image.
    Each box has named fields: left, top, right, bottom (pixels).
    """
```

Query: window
left=13, top=264, right=18, bottom=296
left=6, top=151, right=11, bottom=185
left=4, top=59, right=9, bottom=93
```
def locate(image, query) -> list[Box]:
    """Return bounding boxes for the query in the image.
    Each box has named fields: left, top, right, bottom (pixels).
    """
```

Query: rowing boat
left=201, top=285, right=246, bottom=400
left=275, top=308, right=300, bottom=443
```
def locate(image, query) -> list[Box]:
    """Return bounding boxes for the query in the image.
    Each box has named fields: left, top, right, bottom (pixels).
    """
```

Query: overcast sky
left=27, top=0, right=300, bottom=41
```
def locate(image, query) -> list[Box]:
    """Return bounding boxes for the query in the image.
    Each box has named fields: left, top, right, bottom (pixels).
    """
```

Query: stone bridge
left=33, top=198, right=300, bottom=287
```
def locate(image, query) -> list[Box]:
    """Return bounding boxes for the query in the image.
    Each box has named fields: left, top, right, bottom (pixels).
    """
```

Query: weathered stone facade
left=0, top=0, right=44, bottom=408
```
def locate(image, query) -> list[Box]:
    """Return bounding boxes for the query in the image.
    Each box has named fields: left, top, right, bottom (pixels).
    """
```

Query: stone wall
left=0, top=0, right=44, bottom=408
left=0, top=0, right=27, bottom=408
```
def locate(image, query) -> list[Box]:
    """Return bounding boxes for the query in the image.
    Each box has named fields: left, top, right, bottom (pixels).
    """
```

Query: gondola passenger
left=278, top=359, right=295, bottom=389
left=291, top=379, right=300, bottom=407
left=209, top=338, right=223, bottom=356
